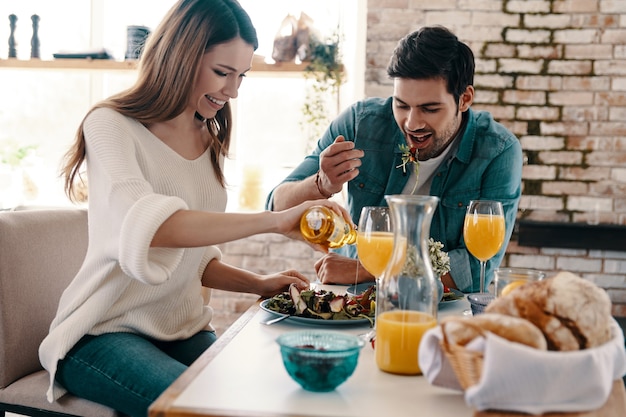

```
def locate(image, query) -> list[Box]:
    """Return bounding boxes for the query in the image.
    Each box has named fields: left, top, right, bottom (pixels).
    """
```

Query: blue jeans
left=56, top=331, right=217, bottom=417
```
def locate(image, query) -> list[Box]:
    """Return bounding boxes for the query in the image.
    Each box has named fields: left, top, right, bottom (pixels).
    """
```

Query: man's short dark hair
left=387, top=26, right=475, bottom=103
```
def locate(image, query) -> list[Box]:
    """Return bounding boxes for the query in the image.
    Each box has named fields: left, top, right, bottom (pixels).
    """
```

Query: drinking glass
left=356, top=207, right=393, bottom=281
left=463, top=200, right=505, bottom=293
left=494, top=267, right=545, bottom=297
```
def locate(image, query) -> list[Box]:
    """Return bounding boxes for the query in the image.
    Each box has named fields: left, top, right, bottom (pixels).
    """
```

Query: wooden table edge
left=149, top=299, right=262, bottom=417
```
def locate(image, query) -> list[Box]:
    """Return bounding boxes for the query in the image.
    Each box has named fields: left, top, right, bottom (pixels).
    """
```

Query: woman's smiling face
left=392, top=77, right=473, bottom=161
left=191, top=37, right=254, bottom=120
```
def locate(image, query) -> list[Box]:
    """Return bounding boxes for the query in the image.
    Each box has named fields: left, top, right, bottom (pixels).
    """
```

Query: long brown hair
left=62, top=0, right=258, bottom=201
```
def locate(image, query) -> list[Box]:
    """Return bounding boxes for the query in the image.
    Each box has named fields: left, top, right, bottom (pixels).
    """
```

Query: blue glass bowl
left=276, top=330, right=364, bottom=392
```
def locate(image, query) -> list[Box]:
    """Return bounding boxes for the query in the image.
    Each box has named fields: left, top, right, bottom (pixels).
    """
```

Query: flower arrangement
left=428, top=238, right=451, bottom=277
left=400, top=239, right=450, bottom=279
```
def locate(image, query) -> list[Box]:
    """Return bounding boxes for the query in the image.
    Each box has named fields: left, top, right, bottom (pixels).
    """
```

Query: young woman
left=38, top=1, right=348, bottom=416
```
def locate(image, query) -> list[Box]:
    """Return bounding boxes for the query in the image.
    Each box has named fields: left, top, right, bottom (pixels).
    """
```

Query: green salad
left=265, top=284, right=375, bottom=323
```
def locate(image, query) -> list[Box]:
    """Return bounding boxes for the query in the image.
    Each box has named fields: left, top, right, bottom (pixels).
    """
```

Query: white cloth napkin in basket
left=419, top=317, right=626, bottom=414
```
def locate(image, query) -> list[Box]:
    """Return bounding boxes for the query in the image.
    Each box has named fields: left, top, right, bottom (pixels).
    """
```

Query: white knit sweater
left=39, top=107, right=226, bottom=402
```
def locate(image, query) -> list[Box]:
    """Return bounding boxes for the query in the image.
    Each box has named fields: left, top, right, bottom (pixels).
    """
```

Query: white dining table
left=149, top=284, right=626, bottom=417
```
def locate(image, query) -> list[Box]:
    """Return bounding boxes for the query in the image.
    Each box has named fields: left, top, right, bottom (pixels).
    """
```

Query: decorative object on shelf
left=30, top=14, right=40, bottom=58
left=295, top=12, right=315, bottom=62
left=52, top=48, right=113, bottom=60
left=125, top=25, right=151, bottom=60
left=8, top=14, right=17, bottom=58
left=30, top=14, right=40, bottom=59
left=271, top=14, right=298, bottom=62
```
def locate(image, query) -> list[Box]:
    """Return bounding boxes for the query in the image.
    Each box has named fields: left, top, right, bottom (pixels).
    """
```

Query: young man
left=266, top=26, right=523, bottom=293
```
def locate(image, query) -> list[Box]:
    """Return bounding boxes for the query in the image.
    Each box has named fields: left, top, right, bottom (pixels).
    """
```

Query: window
left=0, top=0, right=365, bottom=210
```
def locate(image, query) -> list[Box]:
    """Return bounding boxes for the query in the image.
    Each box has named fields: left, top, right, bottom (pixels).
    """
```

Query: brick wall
left=365, top=0, right=626, bottom=315
left=210, top=0, right=626, bottom=333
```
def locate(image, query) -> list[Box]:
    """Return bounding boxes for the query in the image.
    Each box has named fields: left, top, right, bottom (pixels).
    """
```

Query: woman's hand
left=253, top=270, right=310, bottom=298
left=202, top=260, right=309, bottom=297
left=314, top=253, right=374, bottom=284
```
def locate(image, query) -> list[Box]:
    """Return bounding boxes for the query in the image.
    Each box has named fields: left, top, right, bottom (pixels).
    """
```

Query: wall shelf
left=0, top=55, right=313, bottom=75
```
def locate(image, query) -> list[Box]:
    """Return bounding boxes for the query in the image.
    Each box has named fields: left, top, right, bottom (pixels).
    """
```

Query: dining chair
left=0, top=208, right=123, bottom=417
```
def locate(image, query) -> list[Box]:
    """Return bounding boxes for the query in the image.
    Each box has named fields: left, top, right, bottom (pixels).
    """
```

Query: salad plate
left=260, top=284, right=374, bottom=326
left=260, top=299, right=372, bottom=326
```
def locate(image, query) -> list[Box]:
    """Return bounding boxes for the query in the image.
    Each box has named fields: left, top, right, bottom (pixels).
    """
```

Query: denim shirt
left=267, top=97, right=522, bottom=293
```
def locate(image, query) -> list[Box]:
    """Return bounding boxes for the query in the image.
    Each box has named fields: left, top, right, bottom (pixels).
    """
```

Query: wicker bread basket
left=439, top=320, right=486, bottom=390
left=431, top=318, right=626, bottom=414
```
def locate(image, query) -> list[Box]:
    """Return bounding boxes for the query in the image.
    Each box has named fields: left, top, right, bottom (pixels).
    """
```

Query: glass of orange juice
left=357, top=207, right=393, bottom=279
left=463, top=200, right=505, bottom=293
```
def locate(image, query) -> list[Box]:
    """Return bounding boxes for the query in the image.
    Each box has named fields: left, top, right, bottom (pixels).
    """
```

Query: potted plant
left=300, top=31, right=344, bottom=153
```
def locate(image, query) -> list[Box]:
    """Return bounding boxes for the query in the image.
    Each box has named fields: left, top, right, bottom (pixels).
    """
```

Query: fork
left=262, top=315, right=290, bottom=325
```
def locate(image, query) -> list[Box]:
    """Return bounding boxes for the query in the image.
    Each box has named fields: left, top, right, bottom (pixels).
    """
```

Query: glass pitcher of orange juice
left=375, top=195, right=439, bottom=375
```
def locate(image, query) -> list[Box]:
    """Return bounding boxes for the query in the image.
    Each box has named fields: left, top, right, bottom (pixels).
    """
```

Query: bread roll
left=442, top=313, right=548, bottom=350
left=485, top=271, right=612, bottom=351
